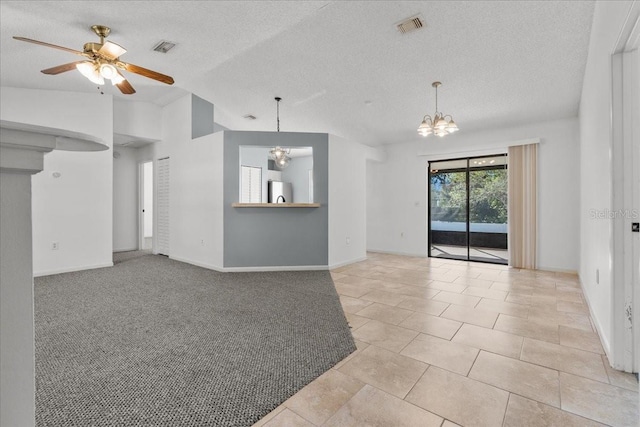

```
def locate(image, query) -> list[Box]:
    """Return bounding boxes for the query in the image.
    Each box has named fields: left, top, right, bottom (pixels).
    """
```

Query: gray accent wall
left=224, top=131, right=328, bottom=267
left=191, top=94, right=214, bottom=139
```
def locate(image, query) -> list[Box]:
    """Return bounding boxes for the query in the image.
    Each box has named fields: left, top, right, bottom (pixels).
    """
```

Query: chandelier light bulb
left=270, top=146, right=287, bottom=161
left=276, top=154, right=291, bottom=169
left=417, top=118, right=431, bottom=136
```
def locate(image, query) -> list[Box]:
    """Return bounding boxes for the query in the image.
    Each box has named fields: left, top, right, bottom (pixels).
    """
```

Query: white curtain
left=508, top=144, right=537, bottom=269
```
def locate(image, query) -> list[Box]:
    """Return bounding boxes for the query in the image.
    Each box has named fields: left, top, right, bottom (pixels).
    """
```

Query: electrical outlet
left=51, top=241, right=59, bottom=250
left=200, top=239, right=205, bottom=246
left=346, top=237, right=351, bottom=245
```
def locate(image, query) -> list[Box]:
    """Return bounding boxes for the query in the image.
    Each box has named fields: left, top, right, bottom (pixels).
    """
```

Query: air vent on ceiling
left=396, top=15, right=424, bottom=34
left=243, top=114, right=257, bottom=120
left=152, top=40, right=176, bottom=53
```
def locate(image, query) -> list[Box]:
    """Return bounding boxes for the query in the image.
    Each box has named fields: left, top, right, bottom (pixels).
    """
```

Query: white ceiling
left=0, top=1, right=595, bottom=146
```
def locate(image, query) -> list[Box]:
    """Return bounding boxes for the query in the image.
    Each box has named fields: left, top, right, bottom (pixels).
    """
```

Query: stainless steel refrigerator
left=268, top=181, right=292, bottom=203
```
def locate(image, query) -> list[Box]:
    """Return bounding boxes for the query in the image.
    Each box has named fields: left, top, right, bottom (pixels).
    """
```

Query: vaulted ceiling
left=0, top=1, right=595, bottom=146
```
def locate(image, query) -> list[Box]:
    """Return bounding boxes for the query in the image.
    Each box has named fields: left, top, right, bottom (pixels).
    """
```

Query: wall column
left=0, top=122, right=107, bottom=426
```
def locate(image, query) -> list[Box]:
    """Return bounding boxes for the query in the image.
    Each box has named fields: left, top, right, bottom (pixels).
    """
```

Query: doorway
left=139, top=161, right=153, bottom=251
left=428, top=154, right=508, bottom=264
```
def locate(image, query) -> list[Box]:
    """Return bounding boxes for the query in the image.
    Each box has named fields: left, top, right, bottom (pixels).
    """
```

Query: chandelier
left=417, top=81, right=459, bottom=137
left=269, top=97, right=290, bottom=169
left=269, top=146, right=291, bottom=169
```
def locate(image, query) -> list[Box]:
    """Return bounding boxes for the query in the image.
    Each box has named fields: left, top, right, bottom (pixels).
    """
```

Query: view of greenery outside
left=431, top=168, right=507, bottom=224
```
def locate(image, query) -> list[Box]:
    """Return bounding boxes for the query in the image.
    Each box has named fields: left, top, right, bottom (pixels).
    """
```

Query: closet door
left=156, top=157, right=170, bottom=255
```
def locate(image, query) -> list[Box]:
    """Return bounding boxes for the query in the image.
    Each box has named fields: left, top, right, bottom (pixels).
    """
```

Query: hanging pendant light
left=269, top=146, right=286, bottom=161
left=418, top=81, right=459, bottom=138
left=269, top=97, right=291, bottom=169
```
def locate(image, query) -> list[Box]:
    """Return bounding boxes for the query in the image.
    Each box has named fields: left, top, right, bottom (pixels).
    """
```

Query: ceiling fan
left=13, top=25, right=175, bottom=95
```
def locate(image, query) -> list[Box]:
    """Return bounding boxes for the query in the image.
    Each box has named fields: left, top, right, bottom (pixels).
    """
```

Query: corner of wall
left=328, top=135, right=368, bottom=267
left=1, top=88, right=114, bottom=276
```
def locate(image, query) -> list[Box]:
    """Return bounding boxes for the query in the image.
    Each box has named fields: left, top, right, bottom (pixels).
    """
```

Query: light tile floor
left=254, top=253, right=639, bottom=427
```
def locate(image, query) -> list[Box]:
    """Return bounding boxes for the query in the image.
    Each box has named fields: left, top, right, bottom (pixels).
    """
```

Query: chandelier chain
left=275, top=97, right=281, bottom=132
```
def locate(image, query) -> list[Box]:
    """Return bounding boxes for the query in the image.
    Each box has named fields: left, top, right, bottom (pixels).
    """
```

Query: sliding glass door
left=429, top=158, right=469, bottom=261
left=428, top=154, right=508, bottom=264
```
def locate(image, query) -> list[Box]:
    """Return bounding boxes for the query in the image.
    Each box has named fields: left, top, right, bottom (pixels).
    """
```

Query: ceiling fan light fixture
left=99, top=63, right=118, bottom=79
left=76, top=61, right=104, bottom=85
left=14, top=24, right=175, bottom=95
left=110, top=70, right=125, bottom=85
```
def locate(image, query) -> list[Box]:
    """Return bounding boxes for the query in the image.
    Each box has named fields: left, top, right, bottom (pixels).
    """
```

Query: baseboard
left=536, top=265, right=579, bottom=275
left=221, top=265, right=329, bottom=272
left=169, top=256, right=224, bottom=272
left=168, top=256, right=328, bottom=273
left=366, top=249, right=427, bottom=258
left=578, top=274, right=612, bottom=361
left=34, top=262, right=114, bottom=277
left=113, top=247, right=138, bottom=253
left=329, top=256, right=368, bottom=270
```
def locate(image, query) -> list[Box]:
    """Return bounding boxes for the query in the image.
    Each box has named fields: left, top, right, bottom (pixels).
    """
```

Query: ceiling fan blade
left=13, top=36, right=85, bottom=56
left=116, top=78, right=136, bottom=95
left=120, top=62, right=174, bottom=85
left=41, top=61, right=86, bottom=75
left=98, top=41, right=126, bottom=60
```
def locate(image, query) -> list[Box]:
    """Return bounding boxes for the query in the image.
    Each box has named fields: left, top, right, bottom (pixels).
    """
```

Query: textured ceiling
left=0, top=1, right=595, bottom=146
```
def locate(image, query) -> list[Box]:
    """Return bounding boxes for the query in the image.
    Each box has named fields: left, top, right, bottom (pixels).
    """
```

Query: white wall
left=159, top=94, right=224, bottom=269
left=0, top=87, right=113, bottom=276
left=367, top=117, right=580, bottom=272
left=578, top=0, right=635, bottom=358
left=136, top=144, right=155, bottom=163
left=113, top=99, right=162, bottom=140
left=328, top=135, right=369, bottom=268
left=113, top=146, right=138, bottom=251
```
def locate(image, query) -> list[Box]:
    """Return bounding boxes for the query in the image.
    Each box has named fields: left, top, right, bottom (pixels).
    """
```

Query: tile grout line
left=500, top=392, right=513, bottom=427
